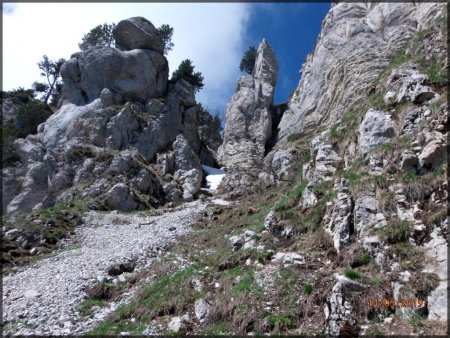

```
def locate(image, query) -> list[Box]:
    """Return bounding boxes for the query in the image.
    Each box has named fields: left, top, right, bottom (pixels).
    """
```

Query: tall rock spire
left=217, top=39, right=278, bottom=193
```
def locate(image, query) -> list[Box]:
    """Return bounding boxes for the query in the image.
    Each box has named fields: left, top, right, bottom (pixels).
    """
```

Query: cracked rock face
left=358, top=109, right=396, bottom=156
left=323, top=178, right=353, bottom=253
left=277, top=2, right=446, bottom=141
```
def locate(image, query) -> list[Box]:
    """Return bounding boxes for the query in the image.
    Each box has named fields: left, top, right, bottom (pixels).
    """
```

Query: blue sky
left=244, top=3, right=330, bottom=105
left=2, top=3, right=330, bottom=116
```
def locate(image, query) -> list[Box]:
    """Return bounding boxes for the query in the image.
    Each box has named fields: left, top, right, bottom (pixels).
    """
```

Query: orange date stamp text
left=368, top=298, right=425, bottom=309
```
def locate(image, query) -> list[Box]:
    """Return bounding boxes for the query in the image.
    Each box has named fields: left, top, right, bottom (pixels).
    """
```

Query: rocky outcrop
left=271, top=148, right=298, bottom=182
left=2, top=17, right=221, bottom=214
left=60, top=17, right=168, bottom=106
left=277, top=3, right=446, bottom=141
left=61, top=46, right=168, bottom=106
left=384, top=63, right=439, bottom=106
left=218, top=39, right=278, bottom=173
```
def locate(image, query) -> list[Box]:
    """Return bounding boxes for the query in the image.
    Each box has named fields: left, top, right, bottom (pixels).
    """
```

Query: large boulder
left=113, top=17, right=164, bottom=54
left=61, top=46, right=168, bottom=105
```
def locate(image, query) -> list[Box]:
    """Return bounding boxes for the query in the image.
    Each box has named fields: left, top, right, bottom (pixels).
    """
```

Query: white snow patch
left=211, top=199, right=231, bottom=206
left=202, top=165, right=225, bottom=191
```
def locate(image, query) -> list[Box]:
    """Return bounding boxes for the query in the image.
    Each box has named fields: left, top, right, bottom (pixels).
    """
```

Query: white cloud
left=2, top=3, right=250, bottom=114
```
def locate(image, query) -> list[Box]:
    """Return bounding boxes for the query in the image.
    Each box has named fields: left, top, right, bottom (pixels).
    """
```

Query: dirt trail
left=3, top=200, right=207, bottom=335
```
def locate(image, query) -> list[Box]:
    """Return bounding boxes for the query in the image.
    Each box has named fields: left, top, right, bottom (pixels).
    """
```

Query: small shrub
left=14, top=101, right=52, bottom=138
left=300, top=148, right=311, bottom=163
left=85, top=281, right=115, bottom=300
left=344, top=269, right=363, bottom=280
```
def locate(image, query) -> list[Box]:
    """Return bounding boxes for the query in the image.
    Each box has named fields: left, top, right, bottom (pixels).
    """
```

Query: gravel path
left=3, top=200, right=207, bottom=335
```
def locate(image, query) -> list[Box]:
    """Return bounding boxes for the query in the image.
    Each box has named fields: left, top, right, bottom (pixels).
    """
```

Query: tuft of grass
left=351, top=254, right=371, bottom=268
left=200, top=321, right=230, bottom=335
left=365, top=323, right=386, bottom=336
left=387, top=242, right=423, bottom=270
left=381, top=220, right=411, bottom=244
left=287, top=133, right=301, bottom=143
left=423, top=56, right=447, bottom=87
left=77, top=299, right=107, bottom=317
left=329, top=123, right=342, bottom=140
left=368, top=92, right=389, bottom=110
left=409, top=312, right=426, bottom=331
left=300, top=148, right=311, bottom=163
left=370, top=278, right=383, bottom=288
left=344, top=269, right=363, bottom=280
left=267, top=313, right=292, bottom=332
left=3, top=200, right=88, bottom=269
left=303, top=283, right=314, bottom=295
left=89, top=264, right=204, bottom=335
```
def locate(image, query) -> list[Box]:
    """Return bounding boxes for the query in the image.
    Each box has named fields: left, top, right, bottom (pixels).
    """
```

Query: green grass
left=200, top=321, right=230, bottom=335
left=343, top=269, right=363, bottom=280
left=408, top=312, right=426, bottom=331
left=300, top=147, right=311, bottom=163
left=77, top=299, right=107, bottom=317
left=274, top=180, right=308, bottom=213
left=329, top=123, right=342, bottom=139
left=423, top=55, right=447, bottom=87
left=2, top=200, right=88, bottom=269
left=89, top=263, right=204, bottom=335
left=388, top=242, right=423, bottom=270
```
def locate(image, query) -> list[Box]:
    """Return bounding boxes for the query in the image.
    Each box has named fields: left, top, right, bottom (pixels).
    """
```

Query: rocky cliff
left=277, top=2, right=445, bottom=140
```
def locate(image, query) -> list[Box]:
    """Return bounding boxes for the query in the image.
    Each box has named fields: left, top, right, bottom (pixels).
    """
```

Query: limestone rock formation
left=218, top=38, right=278, bottom=172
